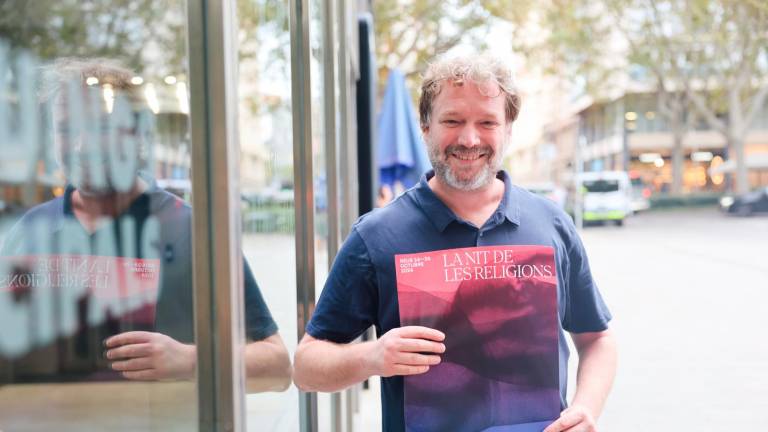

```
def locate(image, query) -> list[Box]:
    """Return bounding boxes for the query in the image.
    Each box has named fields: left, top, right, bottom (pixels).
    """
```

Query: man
left=0, top=58, right=291, bottom=391
left=294, top=54, right=617, bottom=431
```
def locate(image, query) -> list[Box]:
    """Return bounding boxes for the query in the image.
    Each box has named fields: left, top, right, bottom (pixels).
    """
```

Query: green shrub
left=649, top=192, right=722, bottom=209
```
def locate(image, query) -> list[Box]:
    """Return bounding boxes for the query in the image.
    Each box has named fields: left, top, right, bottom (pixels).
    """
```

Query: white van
left=575, top=171, right=632, bottom=226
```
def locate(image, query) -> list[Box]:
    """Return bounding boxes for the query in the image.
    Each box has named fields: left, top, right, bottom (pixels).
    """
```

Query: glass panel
left=310, top=0, right=330, bottom=301
left=236, top=1, right=297, bottom=430
left=309, top=0, right=332, bottom=430
left=0, top=2, right=197, bottom=430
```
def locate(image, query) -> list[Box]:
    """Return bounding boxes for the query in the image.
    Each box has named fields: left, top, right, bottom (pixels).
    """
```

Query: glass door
left=0, top=1, right=197, bottom=430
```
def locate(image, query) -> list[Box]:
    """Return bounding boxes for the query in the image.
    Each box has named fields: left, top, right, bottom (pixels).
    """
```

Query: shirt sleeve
left=0, top=224, right=22, bottom=256
left=306, top=228, right=378, bottom=343
left=0, top=210, right=38, bottom=256
left=558, top=217, right=613, bottom=333
left=243, top=258, right=279, bottom=341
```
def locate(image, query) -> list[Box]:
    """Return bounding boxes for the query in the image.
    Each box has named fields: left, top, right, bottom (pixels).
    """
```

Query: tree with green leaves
left=612, top=0, right=768, bottom=194
left=676, top=0, right=768, bottom=194
left=487, top=0, right=768, bottom=194
left=606, top=0, right=699, bottom=195
left=0, top=0, right=186, bottom=77
left=372, top=0, right=495, bottom=100
left=237, top=0, right=291, bottom=117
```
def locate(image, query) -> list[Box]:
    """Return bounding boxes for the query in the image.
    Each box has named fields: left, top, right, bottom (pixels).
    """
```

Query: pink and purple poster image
left=396, top=245, right=560, bottom=432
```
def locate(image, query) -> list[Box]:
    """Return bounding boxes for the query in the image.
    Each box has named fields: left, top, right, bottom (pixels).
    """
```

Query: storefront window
left=310, top=0, right=333, bottom=429
left=0, top=1, right=197, bottom=429
left=236, top=1, right=298, bottom=430
left=1, top=1, right=362, bottom=429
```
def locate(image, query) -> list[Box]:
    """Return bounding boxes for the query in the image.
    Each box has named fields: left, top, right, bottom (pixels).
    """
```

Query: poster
left=396, top=245, right=560, bottom=432
left=0, top=254, right=161, bottom=360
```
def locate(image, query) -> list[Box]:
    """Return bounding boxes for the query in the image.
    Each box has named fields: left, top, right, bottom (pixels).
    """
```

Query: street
left=578, top=208, right=768, bottom=431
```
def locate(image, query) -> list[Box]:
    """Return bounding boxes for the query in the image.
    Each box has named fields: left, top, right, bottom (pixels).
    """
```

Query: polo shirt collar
left=497, top=170, right=521, bottom=226
left=412, top=170, right=521, bottom=232
left=56, top=178, right=156, bottom=234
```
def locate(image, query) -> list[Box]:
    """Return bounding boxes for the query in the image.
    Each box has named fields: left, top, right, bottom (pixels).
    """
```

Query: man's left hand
left=105, top=331, right=196, bottom=381
left=543, top=405, right=598, bottom=432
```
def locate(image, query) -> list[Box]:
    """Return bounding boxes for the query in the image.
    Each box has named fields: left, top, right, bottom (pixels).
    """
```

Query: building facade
left=510, top=90, right=768, bottom=194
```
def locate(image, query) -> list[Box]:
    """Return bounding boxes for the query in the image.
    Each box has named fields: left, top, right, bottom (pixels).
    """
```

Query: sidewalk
left=354, top=376, right=382, bottom=431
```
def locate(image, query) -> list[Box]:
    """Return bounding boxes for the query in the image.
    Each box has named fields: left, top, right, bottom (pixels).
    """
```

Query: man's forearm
left=244, top=334, right=292, bottom=392
left=571, top=329, right=618, bottom=418
left=294, top=337, right=376, bottom=392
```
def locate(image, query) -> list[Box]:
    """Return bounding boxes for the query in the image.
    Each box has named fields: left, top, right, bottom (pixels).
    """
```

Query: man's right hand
left=367, top=326, right=446, bottom=377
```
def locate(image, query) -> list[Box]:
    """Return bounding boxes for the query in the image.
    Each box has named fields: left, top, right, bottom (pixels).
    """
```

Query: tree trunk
left=732, top=135, right=749, bottom=194
left=671, top=117, right=686, bottom=195
left=671, top=128, right=685, bottom=194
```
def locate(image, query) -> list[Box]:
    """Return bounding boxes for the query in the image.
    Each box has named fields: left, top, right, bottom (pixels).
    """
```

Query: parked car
left=629, top=172, right=651, bottom=213
left=575, top=171, right=632, bottom=226
left=719, top=187, right=768, bottom=216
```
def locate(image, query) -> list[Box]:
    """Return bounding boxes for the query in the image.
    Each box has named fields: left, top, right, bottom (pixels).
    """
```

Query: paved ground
left=579, top=208, right=768, bottom=431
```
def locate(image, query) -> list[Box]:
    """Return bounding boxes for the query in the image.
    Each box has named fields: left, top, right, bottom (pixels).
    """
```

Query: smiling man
left=293, top=54, right=617, bottom=432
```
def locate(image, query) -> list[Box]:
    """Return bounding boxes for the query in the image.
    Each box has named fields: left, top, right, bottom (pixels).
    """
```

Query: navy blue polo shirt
left=0, top=182, right=277, bottom=379
left=307, top=170, right=611, bottom=432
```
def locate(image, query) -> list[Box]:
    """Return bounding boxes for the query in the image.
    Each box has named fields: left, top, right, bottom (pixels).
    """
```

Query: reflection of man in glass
left=0, top=58, right=291, bottom=390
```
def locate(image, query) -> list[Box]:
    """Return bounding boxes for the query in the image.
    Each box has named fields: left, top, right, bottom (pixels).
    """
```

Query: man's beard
left=427, top=140, right=506, bottom=191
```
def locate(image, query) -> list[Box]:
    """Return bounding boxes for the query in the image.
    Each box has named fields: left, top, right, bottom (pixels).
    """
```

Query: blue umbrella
left=377, top=69, right=432, bottom=189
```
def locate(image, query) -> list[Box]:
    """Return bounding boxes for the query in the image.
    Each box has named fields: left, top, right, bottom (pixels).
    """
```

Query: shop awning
left=709, top=153, right=768, bottom=175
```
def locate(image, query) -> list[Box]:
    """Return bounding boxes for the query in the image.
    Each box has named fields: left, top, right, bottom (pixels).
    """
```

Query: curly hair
left=418, top=53, right=521, bottom=128
left=40, top=58, right=155, bottom=176
left=39, top=57, right=145, bottom=106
